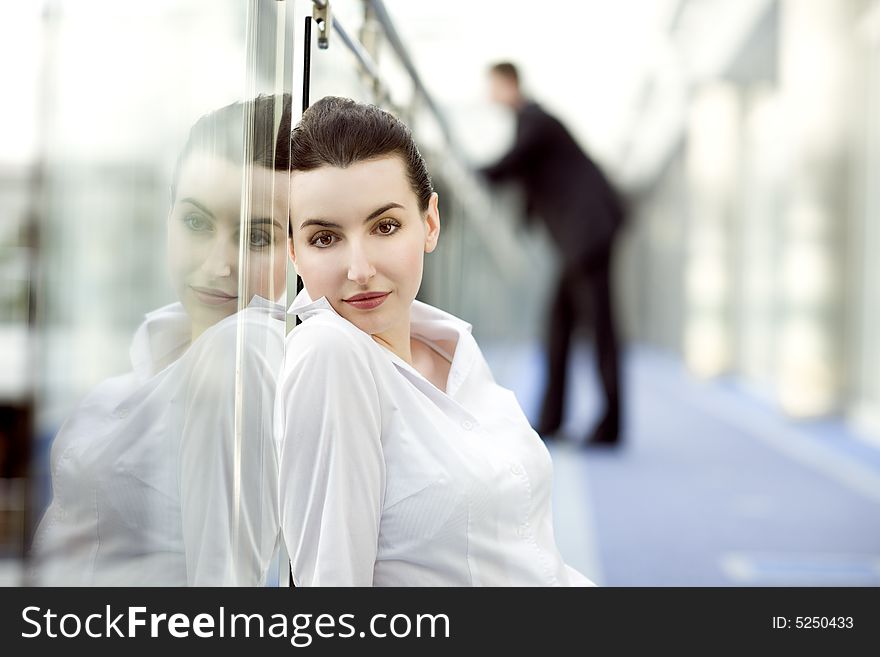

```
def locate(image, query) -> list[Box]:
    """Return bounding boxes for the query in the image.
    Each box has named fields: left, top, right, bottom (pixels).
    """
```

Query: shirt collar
left=289, top=288, right=473, bottom=336
left=131, top=294, right=284, bottom=381
left=289, top=288, right=478, bottom=398
left=289, top=287, right=336, bottom=321
left=245, top=293, right=288, bottom=319
left=410, top=299, right=472, bottom=339
left=411, top=302, right=477, bottom=398
left=130, top=302, right=190, bottom=381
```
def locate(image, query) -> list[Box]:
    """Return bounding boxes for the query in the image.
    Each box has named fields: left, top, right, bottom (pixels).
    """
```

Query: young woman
left=30, top=95, right=290, bottom=586
left=278, top=96, right=596, bottom=586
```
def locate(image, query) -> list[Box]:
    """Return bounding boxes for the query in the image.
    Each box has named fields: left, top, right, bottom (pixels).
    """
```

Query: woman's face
left=167, top=151, right=289, bottom=337
left=289, top=155, right=440, bottom=341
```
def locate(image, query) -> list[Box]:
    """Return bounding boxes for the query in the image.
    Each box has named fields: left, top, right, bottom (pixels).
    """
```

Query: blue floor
left=482, top=342, right=880, bottom=586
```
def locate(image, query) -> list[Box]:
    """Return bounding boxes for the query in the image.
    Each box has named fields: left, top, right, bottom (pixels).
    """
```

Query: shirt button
left=510, top=464, right=524, bottom=476
left=516, top=526, right=528, bottom=539
left=115, top=407, right=129, bottom=419
left=461, top=419, right=473, bottom=431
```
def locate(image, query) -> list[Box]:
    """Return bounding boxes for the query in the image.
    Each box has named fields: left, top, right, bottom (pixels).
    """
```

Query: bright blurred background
left=1, top=0, right=879, bottom=586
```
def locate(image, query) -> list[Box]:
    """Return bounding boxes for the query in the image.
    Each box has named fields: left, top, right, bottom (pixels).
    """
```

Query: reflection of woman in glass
left=31, top=95, right=290, bottom=586
left=279, top=97, right=595, bottom=586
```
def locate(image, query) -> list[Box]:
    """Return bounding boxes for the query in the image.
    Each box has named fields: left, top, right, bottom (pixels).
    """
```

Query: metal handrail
left=309, top=0, right=464, bottom=167
left=329, top=12, right=384, bottom=85
left=363, top=0, right=460, bottom=158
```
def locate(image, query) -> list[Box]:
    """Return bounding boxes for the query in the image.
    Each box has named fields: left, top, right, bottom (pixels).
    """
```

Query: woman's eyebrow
left=299, top=202, right=405, bottom=230
left=365, top=202, right=404, bottom=221
left=180, top=197, right=215, bottom=218
left=250, top=217, right=284, bottom=231
left=300, top=218, right=342, bottom=229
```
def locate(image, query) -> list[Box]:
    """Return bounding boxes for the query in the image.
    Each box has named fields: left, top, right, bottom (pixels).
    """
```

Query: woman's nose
left=347, top=243, right=376, bottom=285
left=202, top=237, right=236, bottom=279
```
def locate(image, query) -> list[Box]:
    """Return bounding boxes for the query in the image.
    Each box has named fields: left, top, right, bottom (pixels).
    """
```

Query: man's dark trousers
left=537, top=245, right=620, bottom=443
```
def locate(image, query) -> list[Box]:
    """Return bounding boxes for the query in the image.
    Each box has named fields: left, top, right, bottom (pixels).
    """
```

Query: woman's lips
left=343, top=291, right=390, bottom=310
left=190, top=285, right=238, bottom=306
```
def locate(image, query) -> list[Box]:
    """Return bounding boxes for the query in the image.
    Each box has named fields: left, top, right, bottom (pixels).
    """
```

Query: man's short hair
left=490, top=62, right=519, bottom=86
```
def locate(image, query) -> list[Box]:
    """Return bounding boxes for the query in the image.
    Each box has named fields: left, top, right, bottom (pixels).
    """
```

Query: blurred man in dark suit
left=480, top=62, right=624, bottom=446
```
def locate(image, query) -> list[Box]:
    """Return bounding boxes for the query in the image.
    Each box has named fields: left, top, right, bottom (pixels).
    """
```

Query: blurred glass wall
left=1, top=0, right=297, bottom=585
left=621, top=0, right=879, bottom=438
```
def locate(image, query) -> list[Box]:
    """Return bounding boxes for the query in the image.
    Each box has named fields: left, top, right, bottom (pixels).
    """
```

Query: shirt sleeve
left=480, top=107, right=545, bottom=183
left=276, top=321, right=385, bottom=586
left=177, top=311, right=283, bottom=586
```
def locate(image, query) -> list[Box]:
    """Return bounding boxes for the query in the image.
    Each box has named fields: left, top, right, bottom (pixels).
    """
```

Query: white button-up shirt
left=276, top=289, right=595, bottom=587
left=32, top=298, right=283, bottom=586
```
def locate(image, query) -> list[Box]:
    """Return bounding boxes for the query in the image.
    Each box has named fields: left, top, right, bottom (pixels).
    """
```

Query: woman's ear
left=424, top=192, right=441, bottom=254
left=288, top=233, right=298, bottom=272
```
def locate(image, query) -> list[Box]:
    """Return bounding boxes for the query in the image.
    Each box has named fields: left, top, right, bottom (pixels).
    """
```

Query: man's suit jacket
left=481, top=101, right=624, bottom=265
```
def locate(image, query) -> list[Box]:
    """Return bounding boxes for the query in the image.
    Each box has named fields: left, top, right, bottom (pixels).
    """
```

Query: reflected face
left=167, top=152, right=289, bottom=336
left=489, top=72, right=519, bottom=108
left=290, top=156, right=440, bottom=341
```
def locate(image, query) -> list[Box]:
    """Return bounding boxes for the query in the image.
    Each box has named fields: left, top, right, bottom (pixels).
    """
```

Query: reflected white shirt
left=276, top=289, right=595, bottom=587
left=32, top=298, right=283, bottom=586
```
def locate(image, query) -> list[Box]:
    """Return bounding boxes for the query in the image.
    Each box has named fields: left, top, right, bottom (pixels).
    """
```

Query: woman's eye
left=249, top=229, right=272, bottom=248
left=183, top=214, right=211, bottom=232
left=374, top=219, right=401, bottom=236
left=309, top=232, right=338, bottom=248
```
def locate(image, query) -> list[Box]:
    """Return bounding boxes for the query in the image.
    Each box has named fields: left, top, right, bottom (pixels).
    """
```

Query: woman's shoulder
left=284, top=312, right=379, bottom=375
left=205, top=302, right=285, bottom=341
left=288, top=311, right=370, bottom=351
left=190, top=304, right=285, bottom=359
left=170, top=307, right=286, bottom=396
left=280, top=314, right=383, bottom=410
